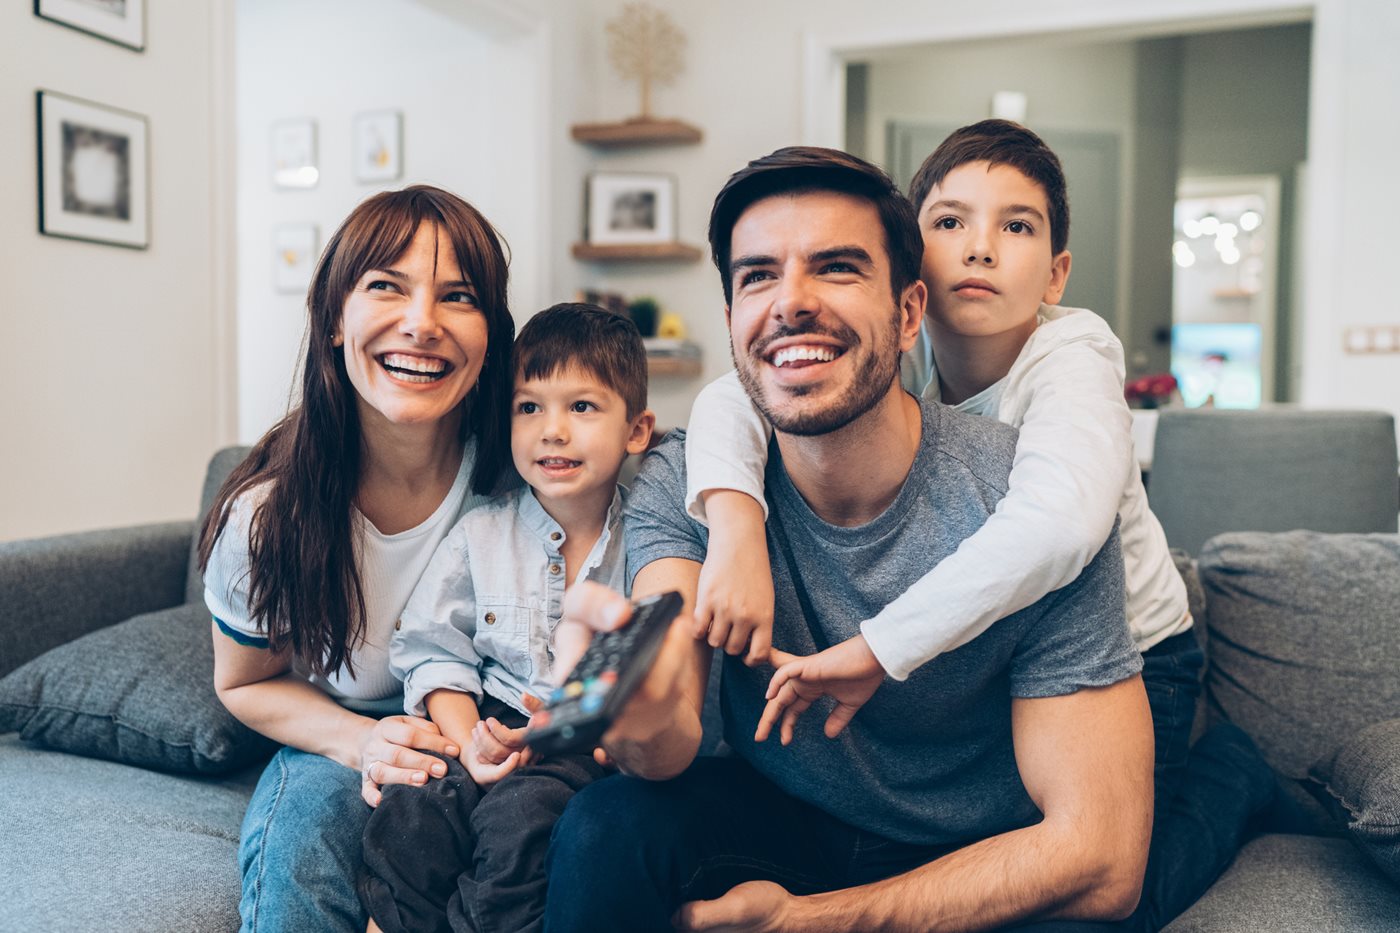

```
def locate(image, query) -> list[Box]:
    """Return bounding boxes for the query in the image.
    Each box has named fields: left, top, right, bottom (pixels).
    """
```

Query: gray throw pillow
left=0, top=602, right=276, bottom=774
left=1200, top=531, right=1400, bottom=779
left=1309, top=718, right=1400, bottom=885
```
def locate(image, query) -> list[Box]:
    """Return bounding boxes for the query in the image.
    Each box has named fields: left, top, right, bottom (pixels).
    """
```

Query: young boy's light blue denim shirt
left=390, top=485, right=628, bottom=717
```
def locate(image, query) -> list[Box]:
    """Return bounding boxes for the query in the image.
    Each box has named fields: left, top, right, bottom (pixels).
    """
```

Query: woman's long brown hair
left=198, top=186, right=513, bottom=678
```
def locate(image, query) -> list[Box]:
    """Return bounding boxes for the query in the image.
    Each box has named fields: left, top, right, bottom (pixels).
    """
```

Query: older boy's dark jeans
left=359, top=698, right=606, bottom=933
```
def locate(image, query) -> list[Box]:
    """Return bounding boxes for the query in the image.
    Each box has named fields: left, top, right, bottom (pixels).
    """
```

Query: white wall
left=235, top=0, right=546, bottom=442
left=0, top=0, right=233, bottom=541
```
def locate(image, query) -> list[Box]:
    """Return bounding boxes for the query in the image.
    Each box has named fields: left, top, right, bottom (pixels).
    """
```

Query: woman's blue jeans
left=238, top=747, right=371, bottom=933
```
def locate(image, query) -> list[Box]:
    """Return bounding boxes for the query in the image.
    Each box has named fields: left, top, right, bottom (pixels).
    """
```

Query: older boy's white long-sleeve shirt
left=685, top=304, right=1190, bottom=680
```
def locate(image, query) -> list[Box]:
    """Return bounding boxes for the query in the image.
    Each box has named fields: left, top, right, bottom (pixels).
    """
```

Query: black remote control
left=526, top=590, right=683, bottom=757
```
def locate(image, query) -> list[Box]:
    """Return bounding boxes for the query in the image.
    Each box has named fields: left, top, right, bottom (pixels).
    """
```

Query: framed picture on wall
left=36, top=90, right=149, bottom=249
left=35, top=0, right=145, bottom=51
left=353, top=110, right=403, bottom=183
left=271, top=119, right=318, bottom=189
left=585, top=173, right=676, bottom=246
left=273, top=224, right=319, bottom=294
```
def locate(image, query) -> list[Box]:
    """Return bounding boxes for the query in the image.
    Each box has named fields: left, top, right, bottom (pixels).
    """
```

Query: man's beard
left=733, top=311, right=903, bottom=437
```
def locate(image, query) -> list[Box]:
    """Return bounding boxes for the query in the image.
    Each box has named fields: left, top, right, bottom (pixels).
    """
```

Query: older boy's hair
left=908, top=119, right=1070, bottom=256
left=708, top=146, right=923, bottom=305
left=514, top=303, right=648, bottom=417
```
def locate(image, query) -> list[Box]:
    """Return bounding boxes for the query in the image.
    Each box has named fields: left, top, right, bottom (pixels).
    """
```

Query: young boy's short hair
left=907, top=119, right=1070, bottom=256
left=514, top=303, right=648, bottom=418
left=707, top=146, right=922, bottom=306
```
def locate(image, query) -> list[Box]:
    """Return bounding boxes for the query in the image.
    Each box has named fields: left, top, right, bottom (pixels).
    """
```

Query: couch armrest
left=0, top=521, right=194, bottom=678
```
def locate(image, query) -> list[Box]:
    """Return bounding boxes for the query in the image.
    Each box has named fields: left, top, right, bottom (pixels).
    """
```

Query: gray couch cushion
left=1309, top=718, right=1400, bottom=884
left=0, top=601, right=276, bottom=774
left=1199, top=531, right=1400, bottom=779
left=0, top=733, right=258, bottom=932
left=1163, top=833, right=1400, bottom=931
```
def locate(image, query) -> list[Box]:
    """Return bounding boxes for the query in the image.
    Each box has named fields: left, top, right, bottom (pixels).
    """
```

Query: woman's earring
left=332, top=333, right=343, bottom=347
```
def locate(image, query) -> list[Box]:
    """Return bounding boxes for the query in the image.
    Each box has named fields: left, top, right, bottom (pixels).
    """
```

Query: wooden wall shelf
left=572, top=242, right=704, bottom=263
left=647, top=356, right=703, bottom=378
left=571, top=119, right=703, bottom=148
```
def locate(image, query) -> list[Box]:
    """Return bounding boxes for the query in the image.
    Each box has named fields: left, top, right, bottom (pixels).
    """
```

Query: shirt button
left=394, top=619, right=402, bottom=631
left=550, top=532, right=562, bottom=541
left=484, top=612, right=496, bottom=624
left=549, top=564, right=561, bottom=575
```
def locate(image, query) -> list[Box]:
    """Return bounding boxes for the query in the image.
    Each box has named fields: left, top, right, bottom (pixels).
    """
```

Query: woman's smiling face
left=338, top=222, right=490, bottom=431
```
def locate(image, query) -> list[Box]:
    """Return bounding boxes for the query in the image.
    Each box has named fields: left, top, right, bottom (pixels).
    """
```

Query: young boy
left=358, top=303, right=654, bottom=933
left=685, top=120, right=1201, bottom=803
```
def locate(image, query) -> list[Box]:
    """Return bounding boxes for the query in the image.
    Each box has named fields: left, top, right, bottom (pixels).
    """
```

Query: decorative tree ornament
left=606, top=2, right=686, bottom=122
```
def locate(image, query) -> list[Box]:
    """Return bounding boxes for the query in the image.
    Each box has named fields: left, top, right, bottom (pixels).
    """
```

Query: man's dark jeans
left=546, top=628, right=1271, bottom=932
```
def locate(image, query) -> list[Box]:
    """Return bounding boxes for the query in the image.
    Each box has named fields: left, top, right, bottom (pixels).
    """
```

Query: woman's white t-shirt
left=204, top=441, right=487, bottom=714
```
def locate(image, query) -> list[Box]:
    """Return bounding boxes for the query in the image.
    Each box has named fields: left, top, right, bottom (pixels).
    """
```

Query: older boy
left=358, top=304, right=654, bottom=933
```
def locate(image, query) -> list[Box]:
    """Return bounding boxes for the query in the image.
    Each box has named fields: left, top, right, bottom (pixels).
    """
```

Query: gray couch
left=3, top=448, right=1399, bottom=931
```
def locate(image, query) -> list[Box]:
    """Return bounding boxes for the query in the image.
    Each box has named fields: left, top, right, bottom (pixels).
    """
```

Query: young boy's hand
left=694, top=490, right=774, bottom=666
left=472, top=716, right=533, bottom=769
left=754, top=635, right=887, bottom=745
left=463, top=721, right=527, bottom=788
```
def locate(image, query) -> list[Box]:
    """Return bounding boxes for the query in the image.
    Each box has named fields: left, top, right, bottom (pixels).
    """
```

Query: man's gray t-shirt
left=625, top=399, right=1142, bottom=847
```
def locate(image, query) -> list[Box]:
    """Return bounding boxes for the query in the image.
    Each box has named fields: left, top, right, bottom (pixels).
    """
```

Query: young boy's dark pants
left=359, top=700, right=606, bottom=933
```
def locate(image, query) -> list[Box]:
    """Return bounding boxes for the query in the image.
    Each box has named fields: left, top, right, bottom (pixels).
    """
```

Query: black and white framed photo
left=273, top=224, right=319, bottom=293
left=35, top=0, right=145, bottom=52
left=36, top=90, right=149, bottom=249
left=586, top=173, right=676, bottom=246
left=271, top=119, right=318, bottom=189
left=353, top=110, right=403, bottom=183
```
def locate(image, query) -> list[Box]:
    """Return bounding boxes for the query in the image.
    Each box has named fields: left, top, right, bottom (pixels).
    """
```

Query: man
left=542, top=147, right=1153, bottom=932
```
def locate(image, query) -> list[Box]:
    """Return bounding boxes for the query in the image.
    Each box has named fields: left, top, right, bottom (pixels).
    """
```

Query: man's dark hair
left=514, top=302, right=648, bottom=418
left=908, top=119, right=1070, bottom=256
left=708, top=146, right=922, bottom=305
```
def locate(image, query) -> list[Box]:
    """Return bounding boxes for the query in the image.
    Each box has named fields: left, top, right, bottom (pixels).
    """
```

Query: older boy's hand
left=694, top=489, right=774, bottom=666
left=755, top=635, right=887, bottom=745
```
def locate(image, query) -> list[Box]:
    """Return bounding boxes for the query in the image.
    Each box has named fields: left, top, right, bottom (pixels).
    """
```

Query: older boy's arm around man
left=543, top=147, right=1152, bottom=932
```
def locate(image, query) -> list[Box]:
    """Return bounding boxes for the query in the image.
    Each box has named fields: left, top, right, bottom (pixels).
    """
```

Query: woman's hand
left=358, top=714, right=460, bottom=807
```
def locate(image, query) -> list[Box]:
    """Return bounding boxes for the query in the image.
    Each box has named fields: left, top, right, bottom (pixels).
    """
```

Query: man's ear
left=626, top=409, right=656, bottom=455
left=1043, top=250, right=1072, bottom=305
left=897, top=279, right=927, bottom=353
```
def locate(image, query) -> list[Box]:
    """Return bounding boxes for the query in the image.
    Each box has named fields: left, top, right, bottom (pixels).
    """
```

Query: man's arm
left=680, top=675, right=1153, bottom=932
left=594, top=558, right=713, bottom=780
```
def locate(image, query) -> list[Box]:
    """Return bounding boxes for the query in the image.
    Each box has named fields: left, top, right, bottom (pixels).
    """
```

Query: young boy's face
left=916, top=160, right=1071, bottom=342
left=510, top=365, right=653, bottom=507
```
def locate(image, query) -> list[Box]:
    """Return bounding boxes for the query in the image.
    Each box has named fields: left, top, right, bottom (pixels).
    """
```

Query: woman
left=199, top=185, right=514, bottom=933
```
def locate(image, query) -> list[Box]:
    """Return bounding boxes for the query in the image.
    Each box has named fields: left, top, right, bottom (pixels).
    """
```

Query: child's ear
left=1043, top=250, right=1072, bottom=304
left=626, top=409, right=656, bottom=455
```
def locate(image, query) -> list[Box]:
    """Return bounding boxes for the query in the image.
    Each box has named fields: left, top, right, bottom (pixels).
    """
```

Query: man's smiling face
left=725, top=190, right=922, bottom=436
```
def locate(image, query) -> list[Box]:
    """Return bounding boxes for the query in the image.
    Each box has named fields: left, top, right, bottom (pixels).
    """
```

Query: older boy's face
left=917, top=161, right=1071, bottom=342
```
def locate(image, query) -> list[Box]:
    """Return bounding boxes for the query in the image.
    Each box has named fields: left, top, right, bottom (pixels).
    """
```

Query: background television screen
left=1171, top=322, right=1263, bottom=409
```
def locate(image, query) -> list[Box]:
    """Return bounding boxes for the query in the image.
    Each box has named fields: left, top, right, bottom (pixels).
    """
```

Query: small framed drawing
left=353, top=110, right=403, bottom=183
left=36, top=90, right=149, bottom=249
left=35, top=0, right=145, bottom=52
left=273, top=224, right=318, bottom=294
left=271, top=119, right=318, bottom=189
left=586, top=173, right=676, bottom=246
